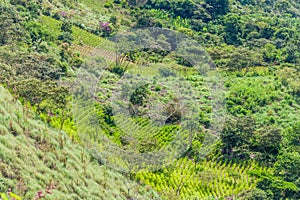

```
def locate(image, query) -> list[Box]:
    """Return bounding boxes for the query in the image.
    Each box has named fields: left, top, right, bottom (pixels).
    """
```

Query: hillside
left=0, top=0, right=300, bottom=199
left=0, top=85, right=159, bottom=199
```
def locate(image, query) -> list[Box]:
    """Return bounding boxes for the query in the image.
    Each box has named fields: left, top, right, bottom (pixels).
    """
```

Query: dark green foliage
left=238, top=188, right=268, bottom=200
left=283, top=122, right=300, bottom=152
left=58, top=32, right=74, bottom=43
left=205, top=0, right=229, bottom=19
left=133, top=10, right=162, bottom=28
left=262, top=43, right=278, bottom=63
left=25, top=21, right=54, bottom=42
left=221, top=116, right=256, bottom=159
left=171, top=0, right=197, bottom=19
left=61, top=20, right=73, bottom=33
left=198, top=111, right=210, bottom=128
left=109, top=64, right=128, bottom=76
left=11, top=78, right=69, bottom=112
left=223, top=14, right=242, bottom=45
left=253, top=127, right=282, bottom=163
left=175, top=56, right=193, bottom=67
left=0, top=51, right=64, bottom=82
left=102, top=104, right=115, bottom=126
left=159, top=67, right=176, bottom=77
left=275, top=152, right=300, bottom=184
left=130, top=84, right=150, bottom=106
left=58, top=20, right=74, bottom=44
left=224, top=47, right=261, bottom=70
left=10, top=0, right=41, bottom=18
left=146, top=0, right=200, bottom=20
left=284, top=41, right=300, bottom=64
left=124, top=48, right=169, bottom=64
left=0, top=5, right=26, bottom=45
left=252, top=169, right=299, bottom=200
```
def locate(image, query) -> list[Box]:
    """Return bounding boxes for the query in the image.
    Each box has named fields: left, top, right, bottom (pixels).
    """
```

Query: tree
left=283, top=122, right=300, bottom=152
left=221, top=116, right=256, bottom=159
left=126, top=0, right=147, bottom=7
left=12, top=78, right=69, bottom=113
left=283, top=41, right=300, bottom=64
left=263, top=43, right=278, bottom=63
left=129, top=84, right=150, bottom=116
left=0, top=5, right=25, bottom=45
left=205, top=0, right=229, bottom=19
left=164, top=98, right=182, bottom=125
left=275, top=152, right=300, bottom=184
left=61, top=20, right=73, bottom=33
left=58, top=20, right=73, bottom=44
left=224, top=47, right=261, bottom=71
left=172, top=0, right=197, bottom=19
left=257, top=152, right=300, bottom=200
left=223, top=13, right=242, bottom=45
left=130, top=84, right=150, bottom=106
left=253, top=126, right=282, bottom=164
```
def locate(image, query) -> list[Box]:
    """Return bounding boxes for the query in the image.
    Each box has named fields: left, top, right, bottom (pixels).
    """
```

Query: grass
left=81, top=0, right=106, bottom=11
left=0, top=86, right=159, bottom=199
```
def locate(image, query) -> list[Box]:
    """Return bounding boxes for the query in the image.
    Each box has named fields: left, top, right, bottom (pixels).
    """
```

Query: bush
left=58, top=32, right=74, bottom=44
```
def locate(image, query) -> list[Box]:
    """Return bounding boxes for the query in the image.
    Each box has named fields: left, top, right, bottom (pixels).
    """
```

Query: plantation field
left=40, top=15, right=114, bottom=49
left=70, top=43, right=95, bottom=56
left=136, top=158, right=269, bottom=199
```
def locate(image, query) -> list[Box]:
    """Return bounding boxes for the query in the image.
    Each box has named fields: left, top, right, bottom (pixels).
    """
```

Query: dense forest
left=0, top=0, right=299, bottom=199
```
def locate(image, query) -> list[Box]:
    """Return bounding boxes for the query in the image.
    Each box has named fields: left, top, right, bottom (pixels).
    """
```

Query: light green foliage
left=40, top=16, right=62, bottom=39
left=136, top=158, right=268, bottom=199
left=225, top=69, right=300, bottom=133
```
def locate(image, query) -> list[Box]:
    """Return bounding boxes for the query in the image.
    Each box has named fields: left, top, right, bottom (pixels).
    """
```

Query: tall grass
left=0, top=86, right=158, bottom=199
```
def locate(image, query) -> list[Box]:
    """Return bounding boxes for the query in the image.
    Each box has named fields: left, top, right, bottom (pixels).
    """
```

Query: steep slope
left=0, top=86, right=158, bottom=199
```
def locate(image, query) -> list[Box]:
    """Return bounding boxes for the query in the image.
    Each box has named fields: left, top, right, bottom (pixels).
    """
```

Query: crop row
left=136, top=158, right=268, bottom=199
left=40, top=16, right=114, bottom=50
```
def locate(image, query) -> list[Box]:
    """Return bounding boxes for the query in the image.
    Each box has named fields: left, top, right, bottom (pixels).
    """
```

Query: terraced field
left=40, top=16, right=114, bottom=48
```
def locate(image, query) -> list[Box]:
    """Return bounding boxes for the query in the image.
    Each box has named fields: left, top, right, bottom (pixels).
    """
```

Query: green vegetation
left=136, top=158, right=268, bottom=199
left=0, top=86, right=158, bottom=199
left=0, top=0, right=300, bottom=199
